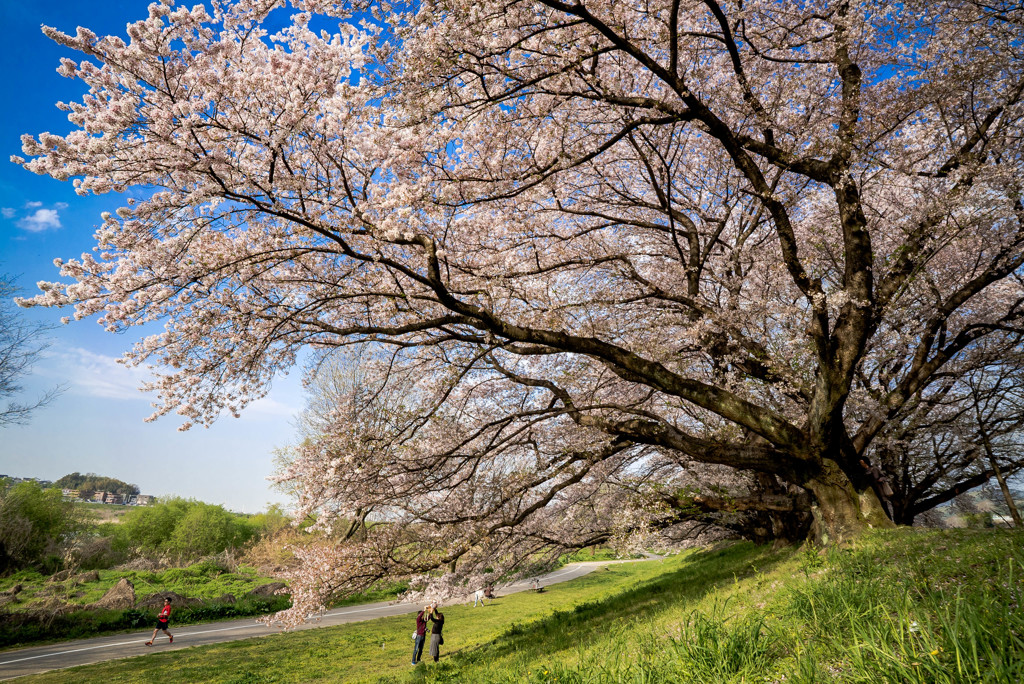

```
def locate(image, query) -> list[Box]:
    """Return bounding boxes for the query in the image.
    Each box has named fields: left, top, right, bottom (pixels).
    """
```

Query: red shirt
left=158, top=605, right=172, bottom=620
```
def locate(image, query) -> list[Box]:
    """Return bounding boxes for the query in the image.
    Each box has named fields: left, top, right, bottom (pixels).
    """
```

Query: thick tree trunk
left=803, top=458, right=893, bottom=543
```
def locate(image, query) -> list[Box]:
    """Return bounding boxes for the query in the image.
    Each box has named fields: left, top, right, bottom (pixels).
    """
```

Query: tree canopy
left=113, top=497, right=259, bottom=559
left=54, top=472, right=140, bottom=497
left=0, top=479, right=83, bottom=573
left=16, top=0, right=1024, bottom=623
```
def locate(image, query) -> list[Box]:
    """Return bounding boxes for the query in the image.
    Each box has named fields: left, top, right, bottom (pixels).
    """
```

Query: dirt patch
left=115, top=557, right=167, bottom=572
left=136, top=591, right=202, bottom=609
left=91, top=578, right=136, bottom=610
left=74, top=570, right=101, bottom=583
left=246, top=582, right=289, bottom=598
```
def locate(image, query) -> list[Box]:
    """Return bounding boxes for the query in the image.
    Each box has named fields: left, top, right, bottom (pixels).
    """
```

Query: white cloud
left=245, top=394, right=299, bottom=419
left=58, top=347, right=152, bottom=400
left=18, top=208, right=62, bottom=233
left=54, top=347, right=299, bottom=418
left=1, top=208, right=14, bottom=219
left=54, top=202, right=69, bottom=209
left=24, top=201, right=43, bottom=208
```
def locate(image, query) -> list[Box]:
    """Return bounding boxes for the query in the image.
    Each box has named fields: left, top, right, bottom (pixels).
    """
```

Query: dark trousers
left=412, top=634, right=425, bottom=663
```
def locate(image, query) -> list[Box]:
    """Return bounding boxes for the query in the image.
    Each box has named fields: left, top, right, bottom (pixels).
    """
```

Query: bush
left=115, top=498, right=259, bottom=561
left=0, top=480, right=83, bottom=574
left=66, top=535, right=125, bottom=571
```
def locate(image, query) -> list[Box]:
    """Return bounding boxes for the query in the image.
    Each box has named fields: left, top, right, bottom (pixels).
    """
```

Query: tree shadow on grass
left=452, top=542, right=795, bottom=667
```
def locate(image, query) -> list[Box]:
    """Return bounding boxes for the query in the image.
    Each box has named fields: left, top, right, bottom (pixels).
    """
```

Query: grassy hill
left=15, top=527, right=1024, bottom=683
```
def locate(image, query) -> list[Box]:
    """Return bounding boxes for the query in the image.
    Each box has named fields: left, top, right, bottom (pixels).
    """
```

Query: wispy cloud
left=52, top=347, right=300, bottom=418
left=1, top=208, right=14, bottom=219
left=246, top=394, right=300, bottom=418
left=56, top=347, right=152, bottom=400
left=24, top=201, right=43, bottom=209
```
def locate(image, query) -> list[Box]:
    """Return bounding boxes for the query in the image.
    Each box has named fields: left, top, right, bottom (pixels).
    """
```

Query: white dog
left=473, top=589, right=486, bottom=607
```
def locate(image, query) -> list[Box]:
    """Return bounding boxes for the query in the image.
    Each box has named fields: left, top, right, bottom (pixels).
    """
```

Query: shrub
left=115, top=498, right=259, bottom=561
left=66, top=535, right=125, bottom=571
left=0, top=480, right=83, bottom=574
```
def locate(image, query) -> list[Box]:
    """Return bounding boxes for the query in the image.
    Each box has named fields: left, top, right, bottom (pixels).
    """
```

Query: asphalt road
left=0, top=560, right=633, bottom=680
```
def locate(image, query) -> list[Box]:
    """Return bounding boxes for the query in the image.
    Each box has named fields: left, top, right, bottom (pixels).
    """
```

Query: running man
left=145, top=597, right=174, bottom=646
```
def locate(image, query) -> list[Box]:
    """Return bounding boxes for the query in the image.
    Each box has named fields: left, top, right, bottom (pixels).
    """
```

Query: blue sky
left=0, top=1, right=303, bottom=513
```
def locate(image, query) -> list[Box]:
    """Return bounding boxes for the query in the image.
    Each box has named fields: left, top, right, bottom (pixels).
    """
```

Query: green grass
left=0, top=561, right=283, bottom=613
left=11, top=528, right=1024, bottom=683
left=0, top=559, right=293, bottom=649
left=559, top=546, right=637, bottom=563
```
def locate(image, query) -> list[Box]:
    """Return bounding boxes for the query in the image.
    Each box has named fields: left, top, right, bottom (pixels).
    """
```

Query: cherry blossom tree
left=14, top=0, right=1024, bottom=622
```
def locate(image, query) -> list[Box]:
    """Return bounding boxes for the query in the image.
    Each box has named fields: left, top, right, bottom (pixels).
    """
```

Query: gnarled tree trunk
left=804, top=459, right=893, bottom=543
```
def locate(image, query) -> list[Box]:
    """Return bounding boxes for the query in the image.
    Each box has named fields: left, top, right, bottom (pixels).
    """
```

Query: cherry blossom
left=15, top=0, right=1024, bottom=624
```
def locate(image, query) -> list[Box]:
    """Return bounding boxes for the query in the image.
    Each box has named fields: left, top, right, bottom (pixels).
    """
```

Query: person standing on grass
left=860, top=458, right=895, bottom=517
left=145, top=597, right=173, bottom=646
left=428, top=603, right=445, bottom=662
left=412, top=604, right=429, bottom=665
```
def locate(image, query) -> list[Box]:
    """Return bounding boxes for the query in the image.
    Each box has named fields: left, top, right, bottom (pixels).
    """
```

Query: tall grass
left=422, top=529, right=1024, bottom=684
left=784, top=533, right=1024, bottom=683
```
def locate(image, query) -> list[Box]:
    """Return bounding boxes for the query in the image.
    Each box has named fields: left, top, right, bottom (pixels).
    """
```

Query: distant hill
left=54, top=472, right=139, bottom=497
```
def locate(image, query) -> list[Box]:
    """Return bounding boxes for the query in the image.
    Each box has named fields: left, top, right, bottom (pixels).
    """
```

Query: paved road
left=0, top=560, right=641, bottom=680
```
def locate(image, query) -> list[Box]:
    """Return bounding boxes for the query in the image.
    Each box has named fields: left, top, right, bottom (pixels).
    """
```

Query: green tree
left=115, top=498, right=189, bottom=553
left=0, top=480, right=82, bottom=573
left=116, top=498, right=257, bottom=559
left=54, top=472, right=140, bottom=497
left=165, top=502, right=256, bottom=557
left=248, top=504, right=291, bottom=538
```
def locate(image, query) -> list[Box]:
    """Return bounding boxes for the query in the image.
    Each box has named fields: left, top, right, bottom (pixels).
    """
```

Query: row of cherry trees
left=16, top=0, right=1024, bottom=622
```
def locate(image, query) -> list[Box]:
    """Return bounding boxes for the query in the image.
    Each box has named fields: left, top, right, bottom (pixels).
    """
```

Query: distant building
left=1, top=476, right=53, bottom=487
left=92, top=491, right=106, bottom=502
left=62, top=488, right=81, bottom=500
left=135, top=495, right=155, bottom=506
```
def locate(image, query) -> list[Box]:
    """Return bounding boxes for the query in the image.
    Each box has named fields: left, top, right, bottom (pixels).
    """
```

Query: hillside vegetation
left=0, top=480, right=290, bottom=575
left=14, top=527, right=1023, bottom=684
left=53, top=473, right=139, bottom=497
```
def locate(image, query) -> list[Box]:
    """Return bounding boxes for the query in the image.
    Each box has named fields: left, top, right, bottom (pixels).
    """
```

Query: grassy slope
left=0, top=565, right=279, bottom=609
left=14, top=528, right=1024, bottom=684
